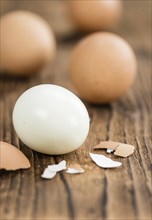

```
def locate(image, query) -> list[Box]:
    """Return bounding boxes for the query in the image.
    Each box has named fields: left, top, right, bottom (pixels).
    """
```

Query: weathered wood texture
left=0, top=1, right=151, bottom=220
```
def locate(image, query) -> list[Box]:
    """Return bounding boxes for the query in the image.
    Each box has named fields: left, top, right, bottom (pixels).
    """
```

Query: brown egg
left=0, top=141, right=30, bottom=170
left=67, top=0, right=122, bottom=31
left=0, top=11, right=56, bottom=75
left=69, top=32, right=137, bottom=104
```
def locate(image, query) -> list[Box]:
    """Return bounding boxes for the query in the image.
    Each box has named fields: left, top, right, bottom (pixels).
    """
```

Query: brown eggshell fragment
left=114, top=144, right=135, bottom=157
left=93, top=141, right=120, bottom=150
left=69, top=32, right=137, bottom=104
left=0, top=141, right=30, bottom=170
left=67, top=0, right=122, bottom=31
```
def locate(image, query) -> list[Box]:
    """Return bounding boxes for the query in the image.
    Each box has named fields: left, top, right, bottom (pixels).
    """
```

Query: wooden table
left=0, top=1, right=151, bottom=219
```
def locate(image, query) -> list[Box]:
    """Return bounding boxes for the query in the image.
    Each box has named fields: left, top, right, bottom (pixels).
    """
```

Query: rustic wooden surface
left=0, top=1, right=151, bottom=220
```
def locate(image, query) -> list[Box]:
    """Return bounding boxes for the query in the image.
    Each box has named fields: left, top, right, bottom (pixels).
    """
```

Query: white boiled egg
left=12, top=84, right=90, bottom=155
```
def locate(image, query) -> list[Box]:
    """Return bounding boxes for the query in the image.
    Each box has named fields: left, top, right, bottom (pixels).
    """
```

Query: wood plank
left=0, top=0, right=151, bottom=219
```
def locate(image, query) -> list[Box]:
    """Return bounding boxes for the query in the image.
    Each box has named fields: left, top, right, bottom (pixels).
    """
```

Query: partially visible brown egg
left=67, top=0, right=122, bottom=31
left=0, top=141, right=30, bottom=170
left=69, top=32, right=137, bottom=104
left=0, top=11, right=56, bottom=75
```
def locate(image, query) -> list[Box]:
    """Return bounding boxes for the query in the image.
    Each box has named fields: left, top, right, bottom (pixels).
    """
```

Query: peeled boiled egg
left=12, top=84, right=90, bottom=155
left=0, top=141, right=30, bottom=170
left=0, top=11, right=56, bottom=75
left=69, top=32, right=137, bottom=104
left=67, top=0, right=122, bottom=31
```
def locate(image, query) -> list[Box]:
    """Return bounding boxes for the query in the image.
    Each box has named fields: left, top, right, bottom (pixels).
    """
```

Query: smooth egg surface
left=69, top=32, right=137, bottom=104
left=0, top=11, right=56, bottom=75
left=13, top=84, right=90, bottom=155
left=67, top=0, right=122, bottom=31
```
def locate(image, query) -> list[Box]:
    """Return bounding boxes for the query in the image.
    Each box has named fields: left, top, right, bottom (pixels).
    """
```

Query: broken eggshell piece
left=66, top=164, right=84, bottom=174
left=114, top=144, right=135, bottom=157
left=93, top=141, right=135, bottom=157
left=41, top=160, right=66, bottom=179
left=93, top=141, right=120, bottom=150
left=90, top=153, right=122, bottom=168
left=48, top=160, right=66, bottom=172
left=106, top=148, right=114, bottom=153
left=0, top=141, right=30, bottom=170
left=41, top=168, right=56, bottom=179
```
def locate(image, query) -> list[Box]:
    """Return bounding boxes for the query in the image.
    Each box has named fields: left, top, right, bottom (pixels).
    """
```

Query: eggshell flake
left=106, top=148, right=114, bottom=153
left=89, top=153, right=122, bottom=168
left=66, top=164, right=84, bottom=174
left=93, top=141, right=135, bottom=157
left=93, top=141, right=120, bottom=150
left=48, top=160, right=66, bottom=172
left=41, top=168, right=56, bottom=179
left=0, top=141, right=30, bottom=170
left=114, top=144, right=135, bottom=157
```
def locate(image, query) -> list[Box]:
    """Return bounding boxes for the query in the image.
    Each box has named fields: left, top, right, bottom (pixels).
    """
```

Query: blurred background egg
left=0, top=11, right=56, bottom=76
left=69, top=32, right=137, bottom=104
left=67, top=0, right=122, bottom=32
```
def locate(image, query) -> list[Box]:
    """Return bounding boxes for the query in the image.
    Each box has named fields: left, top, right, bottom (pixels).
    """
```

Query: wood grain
left=0, top=1, right=151, bottom=220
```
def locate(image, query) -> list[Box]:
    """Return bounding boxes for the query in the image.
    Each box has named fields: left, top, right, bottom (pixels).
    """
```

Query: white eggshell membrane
left=106, top=148, right=114, bottom=153
left=13, top=84, right=90, bottom=155
left=90, top=153, right=122, bottom=168
left=66, top=164, right=84, bottom=174
left=48, top=160, right=66, bottom=172
left=41, top=160, right=67, bottom=179
left=41, top=168, right=56, bottom=179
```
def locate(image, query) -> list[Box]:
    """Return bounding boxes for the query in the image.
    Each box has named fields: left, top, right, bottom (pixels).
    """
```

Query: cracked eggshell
left=106, top=148, right=114, bottom=153
left=90, top=153, right=122, bottom=168
left=114, top=144, right=135, bottom=157
left=41, top=168, right=56, bottom=179
left=66, top=164, right=84, bottom=174
left=48, top=160, right=66, bottom=172
left=0, top=141, right=30, bottom=170
left=0, top=11, right=56, bottom=75
left=93, top=141, right=120, bottom=150
left=94, top=141, right=135, bottom=157
left=69, top=32, right=137, bottom=104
